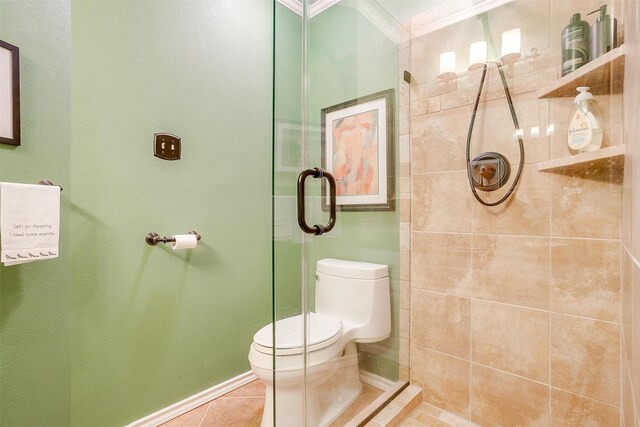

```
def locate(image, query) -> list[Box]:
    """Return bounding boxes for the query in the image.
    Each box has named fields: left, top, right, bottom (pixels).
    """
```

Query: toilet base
left=257, top=342, right=362, bottom=427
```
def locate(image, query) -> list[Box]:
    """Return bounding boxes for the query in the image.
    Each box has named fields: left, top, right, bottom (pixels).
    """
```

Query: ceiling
left=277, top=0, right=511, bottom=42
left=373, top=0, right=447, bottom=23
left=279, top=0, right=446, bottom=23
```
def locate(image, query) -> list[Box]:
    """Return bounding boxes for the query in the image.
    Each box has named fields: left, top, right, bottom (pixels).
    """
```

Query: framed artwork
left=321, top=89, right=394, bottom=211
left=0, top=40, right=20, bottom=146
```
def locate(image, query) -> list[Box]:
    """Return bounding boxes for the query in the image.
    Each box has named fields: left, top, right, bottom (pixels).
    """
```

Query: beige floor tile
left=222, top=379, right=265, bottom=398
left=398, top=401, right=484, bottom=427
left=331, top=384, right=384, bottom=427
left=162, top=379, right=382, bottom=427
left=160, top=402, right=210, bottom=427
left=400, top=411, right=451, bottom=426
left=199, top=396, right=263, bottom=426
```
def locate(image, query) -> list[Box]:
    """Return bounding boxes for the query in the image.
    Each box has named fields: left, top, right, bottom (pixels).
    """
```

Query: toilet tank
left=315, top=259, right=390, bottom=343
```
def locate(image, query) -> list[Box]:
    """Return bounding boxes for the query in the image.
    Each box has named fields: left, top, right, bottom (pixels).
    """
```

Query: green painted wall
left=0, top=2, right=72, bottom=426
left=1, top=1, right=273, bottom=426
left=307, top=3, right=401, bottom=378
left=69, top=1, right=273, bottom=425
left=0, top=2, right=401, bottom=426
left=274, top=4, right=304, bottom=321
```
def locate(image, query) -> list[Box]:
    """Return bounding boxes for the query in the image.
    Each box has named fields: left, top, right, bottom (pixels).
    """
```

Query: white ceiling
left=277, top=0, right=445, bottom=22
left=277, top=0, right=514, bottom=42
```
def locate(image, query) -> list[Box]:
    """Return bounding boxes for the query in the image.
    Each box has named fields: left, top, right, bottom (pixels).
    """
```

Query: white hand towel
left=0, top=182, right=60, bottom=266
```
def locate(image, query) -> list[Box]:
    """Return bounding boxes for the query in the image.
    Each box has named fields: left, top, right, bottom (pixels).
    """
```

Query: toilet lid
left=253, top=313, right=343, bottom=355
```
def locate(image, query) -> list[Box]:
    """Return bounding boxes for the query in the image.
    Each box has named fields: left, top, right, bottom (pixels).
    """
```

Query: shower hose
left=465, top=26, right=525, bottom=206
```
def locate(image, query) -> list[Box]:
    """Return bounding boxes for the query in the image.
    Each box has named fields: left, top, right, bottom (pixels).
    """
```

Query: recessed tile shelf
left=536, top=145, right=625, bottom=173
left=537, top=45, right=625, bottom=98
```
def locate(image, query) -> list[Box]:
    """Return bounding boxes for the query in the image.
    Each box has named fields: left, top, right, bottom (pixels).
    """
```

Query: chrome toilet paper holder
left=145, top=231, right=201, bottom=246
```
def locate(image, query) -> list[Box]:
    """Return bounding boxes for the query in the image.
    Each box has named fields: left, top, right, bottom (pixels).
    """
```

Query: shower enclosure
left=272, top=0, right=406, bottom=425
left=271, top=0, right=629, bottom=425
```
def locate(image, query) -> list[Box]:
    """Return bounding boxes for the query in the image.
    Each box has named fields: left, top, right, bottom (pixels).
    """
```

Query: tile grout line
left=414, top=287, right=622, bottom=325
left=196, top=401, right=213, bottom=427
left=469, top=225, right=475, bottom=423
left=548, top=164, right=552, bottom=426
left=414, top=343, right=620, bottom=408
left=412, top=229, right=621, bottom=243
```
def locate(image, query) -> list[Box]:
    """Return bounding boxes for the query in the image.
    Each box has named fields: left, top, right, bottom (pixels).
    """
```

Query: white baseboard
left=126, top=368, right=394, bottom=426
left=125, top=371, right=257, bottom=427
left=359, top=369, right=396, bottom=391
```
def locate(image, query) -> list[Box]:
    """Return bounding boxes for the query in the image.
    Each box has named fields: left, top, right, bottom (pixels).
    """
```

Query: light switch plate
left=154, top=133, right=181, bottom=160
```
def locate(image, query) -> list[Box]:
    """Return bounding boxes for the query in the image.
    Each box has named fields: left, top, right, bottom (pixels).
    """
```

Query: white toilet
left=248, top=258, right=391, bottom=427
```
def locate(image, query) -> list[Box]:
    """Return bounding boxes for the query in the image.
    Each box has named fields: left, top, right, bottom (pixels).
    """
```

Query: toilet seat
left=252, top=313, right=343, bottom=356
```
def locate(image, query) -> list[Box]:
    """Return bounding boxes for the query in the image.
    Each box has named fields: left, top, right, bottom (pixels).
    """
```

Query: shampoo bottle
left=561, top=13, right=590, bottom=76
left=588, top=5, right=617, bottom=60
left=567, top=87, right=603, bottom=153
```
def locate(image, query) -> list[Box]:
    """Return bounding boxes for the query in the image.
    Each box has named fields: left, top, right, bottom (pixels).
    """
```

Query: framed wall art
left=0, top=40, right=20, bottom=146
left=321, top=89, right=394, bottom=211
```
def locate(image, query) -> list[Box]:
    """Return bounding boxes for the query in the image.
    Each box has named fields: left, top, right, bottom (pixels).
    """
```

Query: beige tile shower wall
left=406, top=0, right=624, bottom=425
left=621, top=0, right=640, bottom=425
left=398, top=22, right=412, bottom=383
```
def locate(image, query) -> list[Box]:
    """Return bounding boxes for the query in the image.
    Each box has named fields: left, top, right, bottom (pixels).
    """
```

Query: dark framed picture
left=0, top=40, right=20, bottom=146
left=321, top=89, right=394, bottom=211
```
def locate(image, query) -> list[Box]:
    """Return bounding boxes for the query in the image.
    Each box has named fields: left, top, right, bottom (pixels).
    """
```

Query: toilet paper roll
left=171, top=234, right=198, bottom=250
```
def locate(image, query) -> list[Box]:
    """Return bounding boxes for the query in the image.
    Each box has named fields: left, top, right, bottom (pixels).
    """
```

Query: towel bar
left=146, top=231, right=201, bottom=246
left=38, top=180, right=63, bottom=191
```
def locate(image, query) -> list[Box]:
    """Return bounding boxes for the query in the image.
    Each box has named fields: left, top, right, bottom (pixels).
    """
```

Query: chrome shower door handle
left=297, top=168, right=336, bottom=235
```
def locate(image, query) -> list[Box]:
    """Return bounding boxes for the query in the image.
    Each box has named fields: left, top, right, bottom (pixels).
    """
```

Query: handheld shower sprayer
left=465, top=12, right=525, bottom=206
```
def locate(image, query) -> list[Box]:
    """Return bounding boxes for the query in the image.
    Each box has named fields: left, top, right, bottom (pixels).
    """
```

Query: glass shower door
left=272, top=0, right=407, bottom=425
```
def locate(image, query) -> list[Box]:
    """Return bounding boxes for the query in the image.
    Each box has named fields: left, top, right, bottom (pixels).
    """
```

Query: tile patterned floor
left=397, top=402, right=480, bottom=427
left=161, top=379, right=384, bottom=427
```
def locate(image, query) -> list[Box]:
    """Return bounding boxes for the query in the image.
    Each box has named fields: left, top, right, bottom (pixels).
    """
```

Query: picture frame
left=275, top=122, right=321, bottom=172
left=0, top=40, right=20, bottom=146
left=321, top=89, right=394, bottom=211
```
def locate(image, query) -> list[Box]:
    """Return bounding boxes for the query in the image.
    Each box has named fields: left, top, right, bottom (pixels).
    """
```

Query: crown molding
left=310, top=0, right=341, bottom=17
left=355, top=0, right=400, bottom=44
left=277, top=0, right=303, bottom=16
left=277, top=0, right=341, bottom=18
left=277, top=0, right=402, bottom=44
left=410, top=0, right=515, bottom=38
left=278, top=0, right=512, bottom=45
